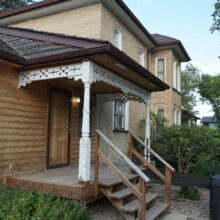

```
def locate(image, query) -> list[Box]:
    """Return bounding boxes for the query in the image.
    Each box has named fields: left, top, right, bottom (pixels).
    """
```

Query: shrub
left=179, top=185, right=200, bottom=201
left=0, top=185, right=90, bottom=220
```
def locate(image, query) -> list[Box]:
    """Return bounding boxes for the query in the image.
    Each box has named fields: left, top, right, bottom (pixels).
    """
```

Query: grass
left=0, top=184, right=91, bottom=220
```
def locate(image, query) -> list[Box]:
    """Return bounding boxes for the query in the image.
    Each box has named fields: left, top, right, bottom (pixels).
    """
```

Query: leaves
left=181, top=63, right=200, bottom=114
left=0, top=0, right=36, bottom=13
left=210, top=0, right=220, bottom=33
left=199, top=74, right=220, bottom=129
left=0, top=185, right=90, bottom=220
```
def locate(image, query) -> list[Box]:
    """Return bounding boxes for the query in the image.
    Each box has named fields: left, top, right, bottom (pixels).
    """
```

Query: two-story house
left=0, top=1, right=189, bottom=218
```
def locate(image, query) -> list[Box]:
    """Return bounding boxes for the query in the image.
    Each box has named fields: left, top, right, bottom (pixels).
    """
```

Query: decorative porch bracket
left=18, top=63, right=82, bottom=88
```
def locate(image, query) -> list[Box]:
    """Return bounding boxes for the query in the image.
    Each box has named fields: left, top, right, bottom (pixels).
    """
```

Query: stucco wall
left=149, top=50, right=182, bottom=125
left=10, top=4, right=102, bottom=39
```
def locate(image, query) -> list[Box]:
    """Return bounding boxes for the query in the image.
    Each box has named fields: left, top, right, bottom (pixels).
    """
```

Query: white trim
left=173, top=61, right=177, bottom=89
left=177, top=64, right=181, bottom=92
left=124, top=101, right=129, bottom=131
left=173, top=108, right=177, bottom=125
left=138, top=49, right=145, bottom=67
left=114, top=27, right=122, bottom=50
left=155, top=57, right=166, bottom=83
left=156, top=108, right=166, bottom=118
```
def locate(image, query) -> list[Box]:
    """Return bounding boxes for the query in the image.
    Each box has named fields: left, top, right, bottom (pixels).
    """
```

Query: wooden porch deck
left=4, top=164, right=129, bottom=203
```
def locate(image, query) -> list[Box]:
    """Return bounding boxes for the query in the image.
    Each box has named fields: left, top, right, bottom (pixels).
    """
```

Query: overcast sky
left=124, top=0, right=220, bottom=118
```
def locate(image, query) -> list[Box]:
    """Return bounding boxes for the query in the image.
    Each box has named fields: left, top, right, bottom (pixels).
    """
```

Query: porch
left=4, top=164, right=130, bottom=203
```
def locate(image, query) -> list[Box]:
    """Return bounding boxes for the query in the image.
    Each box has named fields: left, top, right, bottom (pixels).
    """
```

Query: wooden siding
left=0, top=65, right=48, bottom=180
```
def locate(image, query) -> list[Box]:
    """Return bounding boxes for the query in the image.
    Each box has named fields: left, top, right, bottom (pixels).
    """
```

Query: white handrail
left=130, top=132, right=175, bottom=172
left=96, top=129, right=150, bottom=183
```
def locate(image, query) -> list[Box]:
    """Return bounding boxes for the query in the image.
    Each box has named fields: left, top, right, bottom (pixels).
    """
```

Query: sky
left=124, top=0, right=220, bottom=118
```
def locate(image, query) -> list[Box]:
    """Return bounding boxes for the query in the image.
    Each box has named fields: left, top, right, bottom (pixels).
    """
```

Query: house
left=182, top=108, right=200, bottom=125
left=0, top=0, right=189, bottom=219
left=201, top=116, right=218, bottom=129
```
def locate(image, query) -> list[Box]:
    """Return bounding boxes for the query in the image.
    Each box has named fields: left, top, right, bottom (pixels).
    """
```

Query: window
left=173, top=61, right=177, bottom=89
left=114, top=27, right=122, bottom=50
left=173, top=61, right=181, bottom=92
left=156, top=58, right=165, bottom=82
left=138, top=50, right=145, bottom=67
left=113, top=101, right=129, bottom=131
left=177, top=110, right=181, bottom=125
left=157, top=109, right=165, bottom=118
left=173, top=109, right=177, bottom=125
left=177, top=65, right=181, bottom=91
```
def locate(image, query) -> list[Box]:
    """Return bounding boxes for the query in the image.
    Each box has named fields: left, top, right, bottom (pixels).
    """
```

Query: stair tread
left=144, top=203, right=169, bottom=220
left=98, top=174, right=138, bottom=187
left=121, top=193, right=158, bottom=213
left=109, top=184, right=139, bottom=199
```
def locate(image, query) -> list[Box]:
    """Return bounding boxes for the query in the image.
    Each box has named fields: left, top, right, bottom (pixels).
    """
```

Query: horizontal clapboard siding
left=0, top=65, right=48, bottom=180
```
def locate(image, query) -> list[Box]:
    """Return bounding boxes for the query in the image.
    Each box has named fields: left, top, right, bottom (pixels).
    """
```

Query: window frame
left=112, top=101, right=129, bottom=132
left=114, top=27, right=122, bottom=50
left=155, top=57, right=166, bottom=82
left=138, top=49, right=145, bottom=67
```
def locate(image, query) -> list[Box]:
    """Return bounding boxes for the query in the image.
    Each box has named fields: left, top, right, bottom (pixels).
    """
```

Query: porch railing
left=95, top=129, right=150, bottom=220
left=129, top=132, right=175, bottom=205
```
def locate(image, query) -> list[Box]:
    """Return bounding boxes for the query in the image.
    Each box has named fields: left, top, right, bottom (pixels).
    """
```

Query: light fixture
left=71, top=97, right=81, bottom=103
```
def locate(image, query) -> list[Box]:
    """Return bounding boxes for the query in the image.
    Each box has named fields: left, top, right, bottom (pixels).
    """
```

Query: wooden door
left=48, top=89, right=71, bottom=168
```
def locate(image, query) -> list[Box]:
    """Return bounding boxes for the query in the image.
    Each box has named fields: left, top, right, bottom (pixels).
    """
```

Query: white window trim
left=114, top=27, right=122, bottom=50
left=173, top=61, right=177, bottom=89
left=155, top=57, right=166, bottom=83
left=155, top=108, right=167, bottom=118
left=139, top=50, right=145, bottom=67
left=173, top=108, right=177, bottom=125
left=177, top=65, right=181, bottom=92
left=112, top=101, right=129, bottom=131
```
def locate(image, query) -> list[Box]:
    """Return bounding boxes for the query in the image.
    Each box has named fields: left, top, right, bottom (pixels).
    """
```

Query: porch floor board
left=3, top=164, right=129, bottom=203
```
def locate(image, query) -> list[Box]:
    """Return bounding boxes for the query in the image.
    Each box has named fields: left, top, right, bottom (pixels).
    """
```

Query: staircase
left=94, top=129, right=175, bottom=220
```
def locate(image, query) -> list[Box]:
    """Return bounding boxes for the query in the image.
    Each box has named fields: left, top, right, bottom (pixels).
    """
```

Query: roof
left=0, top=0, right=157, bottom=48
left=0, top=25, right=169, bottom=91
left=201, top=117, right=217, bottom=123
left=152, top=34, right=191, bottom=62
left=0, top=0, right=190, bottom=61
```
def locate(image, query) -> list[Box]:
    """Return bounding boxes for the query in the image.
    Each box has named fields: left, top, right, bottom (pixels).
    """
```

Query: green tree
left=152, top=124, right=220, bottom=175
left=181, top=64, right=200, bottom=114
left=0, top=0, right=36, bottom=13
left=210, top=0, right=220, bottom=33
left=199, top=74, right=220, bottom=129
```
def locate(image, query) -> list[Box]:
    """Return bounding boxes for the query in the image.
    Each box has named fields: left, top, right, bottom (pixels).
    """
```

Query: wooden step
left=144, top=203, right=169, bottom=220
left=121, top=193, right=158, bottom=214
left=109, top=184, right=139, bottom=200
left=99, top=174, right=138, bottom=187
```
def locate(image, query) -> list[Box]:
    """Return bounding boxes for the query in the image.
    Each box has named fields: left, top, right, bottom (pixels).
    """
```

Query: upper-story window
left=156, top=57, right=166, bottom=82
left=138, top=50, right=145, bottom=67
left=113, top=101, right=129, bottom=131
left=114, top=27, right=122, bottom=50
left=173, top=61, right=181, bottom=91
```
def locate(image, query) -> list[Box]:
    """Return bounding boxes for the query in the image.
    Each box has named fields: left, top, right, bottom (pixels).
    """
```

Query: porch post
left=78, top=61, right=93, bottom=183
left=144, top=102, right=151, bottom=162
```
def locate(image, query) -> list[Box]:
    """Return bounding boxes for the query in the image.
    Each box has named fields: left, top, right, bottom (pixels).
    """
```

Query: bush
left=0, top=185, right=90, bottom=220
left=152, top=124, right=220, bottom=176
left=179, top=185, right=200, bottom=201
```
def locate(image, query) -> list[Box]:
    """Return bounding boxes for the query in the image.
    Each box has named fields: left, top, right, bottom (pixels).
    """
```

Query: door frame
left=46, top=87, right=72, bottom=169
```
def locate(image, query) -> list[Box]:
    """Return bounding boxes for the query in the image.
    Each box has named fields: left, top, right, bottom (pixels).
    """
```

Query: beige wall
left=149, top=50, right=181, bottom=125
left=10, top=4, right=102, bottom=39
left=100, top=5, right=148, bottom=66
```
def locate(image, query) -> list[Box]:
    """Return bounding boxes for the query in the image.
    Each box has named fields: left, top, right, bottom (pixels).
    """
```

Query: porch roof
left=0, top=25, right=169, bottom=92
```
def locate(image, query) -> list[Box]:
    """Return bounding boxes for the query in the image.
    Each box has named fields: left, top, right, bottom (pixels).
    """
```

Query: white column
left=78, top=61, right=93, bottom=183
left=144, top=102, right=151, bottom=162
